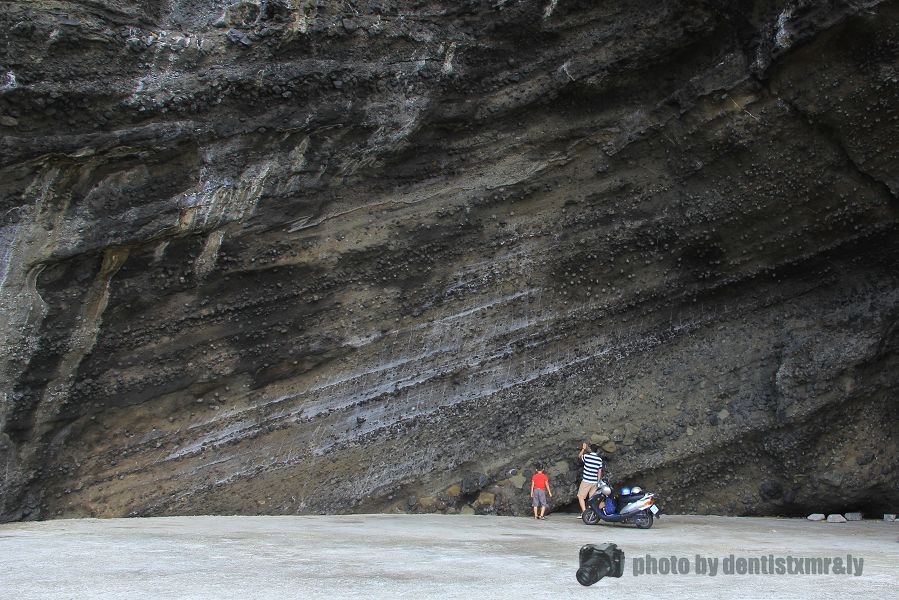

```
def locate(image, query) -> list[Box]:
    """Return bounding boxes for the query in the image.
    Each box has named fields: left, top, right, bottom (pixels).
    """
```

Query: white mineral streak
left=195, top=230, right=225, bottom=281
left=775, top=9, right=793, bottom=49
left=0, top=223, right=20, bottom=295
left=442, top=42, right=457, bottom=74
left=152, top=240, right=169, bottom=263
left=0, top=71, right=16, bottom=92
left=544, top=0, right=559, bottom=19
left=184, top=163, right=272, bottom=231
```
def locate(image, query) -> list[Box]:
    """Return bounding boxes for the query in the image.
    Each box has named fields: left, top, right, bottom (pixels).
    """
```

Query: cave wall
left=0, top=0, right=897, bottom=521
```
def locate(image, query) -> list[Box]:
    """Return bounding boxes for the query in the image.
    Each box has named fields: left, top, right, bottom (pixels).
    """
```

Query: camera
left=576, top=543, right=625, bottom=586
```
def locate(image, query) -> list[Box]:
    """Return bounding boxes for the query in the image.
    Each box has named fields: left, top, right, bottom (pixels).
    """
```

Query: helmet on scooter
left=601, top=485, right=612, bottom=496
left=631, top=486, right=642, bottom=495
left=620, top=487, right=631, bottom=496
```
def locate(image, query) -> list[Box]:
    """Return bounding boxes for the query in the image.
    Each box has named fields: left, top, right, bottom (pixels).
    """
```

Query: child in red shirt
left=530, top=464, right=552, bottom=519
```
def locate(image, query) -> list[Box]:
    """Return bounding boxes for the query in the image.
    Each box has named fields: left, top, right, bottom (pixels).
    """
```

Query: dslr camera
left=576, top=542, right=625, bottom=586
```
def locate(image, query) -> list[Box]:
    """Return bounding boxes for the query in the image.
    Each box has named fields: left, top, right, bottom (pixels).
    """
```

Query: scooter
left=581, top=482, right=660, bottom=529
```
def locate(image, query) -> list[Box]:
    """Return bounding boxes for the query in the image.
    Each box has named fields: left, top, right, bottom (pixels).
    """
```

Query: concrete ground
left=0, top=514, right=896, bottom=600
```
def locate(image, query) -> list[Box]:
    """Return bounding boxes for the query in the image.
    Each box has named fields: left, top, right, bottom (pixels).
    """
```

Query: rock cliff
left=1, top=0, right=897, bottom=521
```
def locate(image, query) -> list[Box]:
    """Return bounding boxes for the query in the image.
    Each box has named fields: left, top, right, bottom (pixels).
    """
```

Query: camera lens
left=576, top=566, right=599, bottom=586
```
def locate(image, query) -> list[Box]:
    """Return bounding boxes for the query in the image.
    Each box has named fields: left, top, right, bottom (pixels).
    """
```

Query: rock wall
left=1, top=0, right=897, bottom=521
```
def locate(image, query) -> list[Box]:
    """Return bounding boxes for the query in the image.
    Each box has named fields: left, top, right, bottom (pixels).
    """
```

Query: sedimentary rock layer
left=1, top=0, right=897, bottom=520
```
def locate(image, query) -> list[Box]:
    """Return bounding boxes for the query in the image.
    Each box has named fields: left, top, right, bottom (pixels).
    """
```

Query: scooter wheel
left=582, top=509, right=599, bottom=525
left=634, top=510, right=654, bottom=529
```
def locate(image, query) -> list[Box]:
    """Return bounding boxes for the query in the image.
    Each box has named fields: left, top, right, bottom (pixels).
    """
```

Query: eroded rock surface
left=1, top=0, right=897, bottom=521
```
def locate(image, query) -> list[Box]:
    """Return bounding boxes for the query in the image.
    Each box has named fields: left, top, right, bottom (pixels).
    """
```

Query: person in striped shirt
left=577, top=442, right=604, bottom=513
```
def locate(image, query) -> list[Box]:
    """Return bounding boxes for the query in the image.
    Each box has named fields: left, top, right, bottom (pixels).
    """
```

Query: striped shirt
left=581, top=452, right=603, bottom=483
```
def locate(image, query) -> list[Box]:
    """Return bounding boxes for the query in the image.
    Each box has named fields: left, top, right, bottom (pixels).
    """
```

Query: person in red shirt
left=530, top=464, right=553, bottom=519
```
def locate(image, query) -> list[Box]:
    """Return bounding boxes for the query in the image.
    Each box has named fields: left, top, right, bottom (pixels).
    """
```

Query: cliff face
left=1, top=0, right=897, bottom=521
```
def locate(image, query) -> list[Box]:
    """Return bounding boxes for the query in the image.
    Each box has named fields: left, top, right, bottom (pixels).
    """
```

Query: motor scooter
left=581, top=482, right=660, bottom=529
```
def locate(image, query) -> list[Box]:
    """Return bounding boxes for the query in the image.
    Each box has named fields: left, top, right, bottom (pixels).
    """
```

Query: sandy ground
left=0, top=514, right=896, bottom=599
